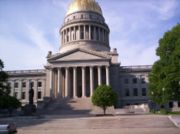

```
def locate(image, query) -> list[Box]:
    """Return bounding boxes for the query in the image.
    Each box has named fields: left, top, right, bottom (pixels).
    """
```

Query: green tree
left=92, top=85, right=117, bottom=115
left=148, top=24, right=180, bottom=105
left=0, top=59, right=21, bottom=115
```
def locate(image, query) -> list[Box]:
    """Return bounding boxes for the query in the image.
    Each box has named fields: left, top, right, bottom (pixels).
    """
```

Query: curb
left=168, top=115, right=180, bottom=128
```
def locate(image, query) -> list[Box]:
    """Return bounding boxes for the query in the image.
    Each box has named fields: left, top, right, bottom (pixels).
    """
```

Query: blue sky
left=0, top=0, right=180, bottom=70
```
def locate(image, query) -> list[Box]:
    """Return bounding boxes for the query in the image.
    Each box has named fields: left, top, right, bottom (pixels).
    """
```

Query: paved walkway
left=169, top=115, right=180, bottom=128
left=1, top=115, right=180, bottom=134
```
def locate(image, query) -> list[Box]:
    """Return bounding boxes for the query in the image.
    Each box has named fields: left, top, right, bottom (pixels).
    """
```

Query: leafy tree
left=92, top=85, right=117, bottom=115
left=0, top=59, right=10, bottom=96
left=148, top=24, right=180, bottom=105
left=0, top=59, right=21, bottom=115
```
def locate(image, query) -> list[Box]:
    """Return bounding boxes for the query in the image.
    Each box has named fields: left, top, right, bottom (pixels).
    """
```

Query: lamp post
left=150, top=91, right=155, bottom=112
left=162, top=87, right=165, bottom=108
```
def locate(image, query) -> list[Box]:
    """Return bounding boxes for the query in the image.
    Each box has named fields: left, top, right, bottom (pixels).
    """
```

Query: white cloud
left=52, top=0, right=71, bottom=11
left=27, top=25, right=56, bottom=53
left=148, top=0, right=177, bottom=20
left=112, top=40, right=159, bottom=66
left=0, top=37, right=46, bottom=70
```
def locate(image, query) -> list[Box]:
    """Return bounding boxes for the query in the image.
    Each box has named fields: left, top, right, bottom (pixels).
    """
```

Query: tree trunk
left=103, top=107, right=106, bottom=115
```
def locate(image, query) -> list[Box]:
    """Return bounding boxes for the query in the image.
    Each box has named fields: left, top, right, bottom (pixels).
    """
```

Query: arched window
left=125, top=88, right=130, bottom=97
left=67, top=29, right=69, bottom=42
left=81, top=14, right=83, bottom=19
left=80, top=26, right=84, bottom=39
left=96, top=27, right=99, bottom=40
left=91, top=26, right=94, bottom=40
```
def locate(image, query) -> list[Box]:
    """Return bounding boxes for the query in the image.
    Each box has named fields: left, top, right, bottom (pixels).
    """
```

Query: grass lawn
left=151, top=110, right=180, bottom=115
left=168, top=111, right=180, bottom=115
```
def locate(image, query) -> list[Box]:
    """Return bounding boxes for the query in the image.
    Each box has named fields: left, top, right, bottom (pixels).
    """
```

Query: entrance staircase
left=38, top=98, right=93, bottom=115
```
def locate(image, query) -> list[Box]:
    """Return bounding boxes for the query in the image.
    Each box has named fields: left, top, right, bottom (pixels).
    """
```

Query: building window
left=22, top=82, right=26, bottom=88
left=125, top=88, right=130, bottom=97
left=14, top=92, right=18, bottom=98
left=133, top=88, right=138, bottom=96
left=21, top=92, right=26, bottom=100
left=7, top=82, right=11, bottom=88
left=96, top=27, right=99, bottom=40
left=67, top=29, right=69, bottom=42
left=141, top=78, right=146, bottom=84
left=81, top=14, right=83, bottom=19
left=80, top=26, right=84, bottom=39
left=73, top=16, right=75, bottom=19
left=133, top=78, right=137, bottom=84
left=14, top=82, right=18, bottom=88
left=169, top=102, right=173, bottom=108
left=38, top=91, right=42, bottom=99
left=30, top=82, right=34, bottom=88
left=124, top=78, right=129, bottom=84
left=178, top=102, right=180, bottom=107
left=142, top=88, right=147, bottom=96
left=91, top=26, right=94, bottom=40
left=38, top=82, right=42, bottom=87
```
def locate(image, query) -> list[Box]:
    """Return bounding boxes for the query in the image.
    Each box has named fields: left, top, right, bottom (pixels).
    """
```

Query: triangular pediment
left=48, top=48, right=110, bottom=62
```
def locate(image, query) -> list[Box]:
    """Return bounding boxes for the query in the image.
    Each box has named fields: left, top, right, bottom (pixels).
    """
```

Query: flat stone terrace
left=0, top=115, right=179, bottom=134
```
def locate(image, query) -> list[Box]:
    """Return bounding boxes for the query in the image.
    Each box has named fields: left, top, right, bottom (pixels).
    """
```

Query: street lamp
left=162, top=88, right=165, bottom=107
left=151, top=91, right=154, bottom=95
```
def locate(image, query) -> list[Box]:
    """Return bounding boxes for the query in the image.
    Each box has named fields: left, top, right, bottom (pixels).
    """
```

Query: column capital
left=73, top=66, right=78, bottom=69
left=81, top=66, right=86, bottom=69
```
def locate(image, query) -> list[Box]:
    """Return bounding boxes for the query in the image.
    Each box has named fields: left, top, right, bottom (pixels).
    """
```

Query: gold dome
left=66, top=0, right=102, bottom=16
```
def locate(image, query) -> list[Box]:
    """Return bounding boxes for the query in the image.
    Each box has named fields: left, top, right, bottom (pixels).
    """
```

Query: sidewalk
left=169, top=115, right=180, bottom=128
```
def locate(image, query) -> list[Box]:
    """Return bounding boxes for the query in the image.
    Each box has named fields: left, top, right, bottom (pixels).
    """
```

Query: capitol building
left=6, top=0, right=179, bottom=111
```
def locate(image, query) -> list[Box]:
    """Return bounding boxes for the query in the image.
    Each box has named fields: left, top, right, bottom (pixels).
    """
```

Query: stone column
left=107, top=32, right=109, bottom=43
left=34, top=80, right=38, bottom=103
left=74, top=26, right=76, bottom=40
left=69, top=28, right=72, bottom=42
left=57, top=68, right=61, bottom=97
left=10, top=81, right=14, bottom=97
left=73, top=67, right=77, bottom=98
left=104, top=31, right=107, bottom=42
left=89, top=25, right=91, bottom=40
left=106, top=66, right=110, bottom=85
left=61, top=31, right=63, bottom=45
left=98, top=27, right=101, bottom=41
left=64, top=29, right=66, bottom=44
left=26, top=80, right=29, bottom=103
left=82, top=67, right=86, bottom=98
left=49, top=69, right=53, bottom=96
left=102, top=29, right=104, bottom=42
left=67, top=28, right=69, bottom=42
left=94, top=26, right=96, bottom=40
left=78, top=25, right=81, bottom=40
left=18, top=80, right=22, bottom=100
left=90, top=66, right=94, bottom=97
left=98, top=66, right=102, bottom=86
left=42, top=79, right=45, bottom=99
left=84, top=25, right=86, bottom=40
left=65, top=67, right=69, bottom=97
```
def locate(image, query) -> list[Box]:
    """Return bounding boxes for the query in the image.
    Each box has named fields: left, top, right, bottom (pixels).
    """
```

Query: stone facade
left=6, top=0, right=180, bottom=110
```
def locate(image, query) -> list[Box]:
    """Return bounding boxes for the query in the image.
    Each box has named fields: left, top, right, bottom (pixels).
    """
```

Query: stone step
left=39, top=98, right=93, bottom=115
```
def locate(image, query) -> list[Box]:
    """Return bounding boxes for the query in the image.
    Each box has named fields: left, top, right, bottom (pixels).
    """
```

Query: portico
left=49, top=65, right=110, bottom=98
